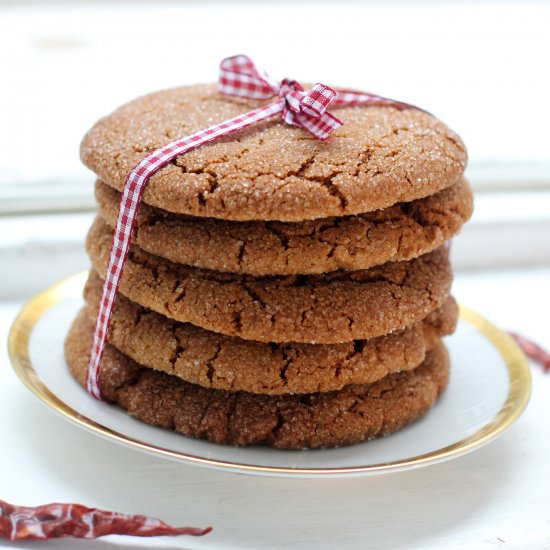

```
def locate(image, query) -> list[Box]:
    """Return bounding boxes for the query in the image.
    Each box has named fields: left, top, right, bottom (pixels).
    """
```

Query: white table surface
left=1, top=267, right=549, bottom=550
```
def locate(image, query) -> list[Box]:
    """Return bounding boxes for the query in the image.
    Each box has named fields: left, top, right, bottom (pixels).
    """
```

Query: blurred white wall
left=1, top=0, right=549, bottom=189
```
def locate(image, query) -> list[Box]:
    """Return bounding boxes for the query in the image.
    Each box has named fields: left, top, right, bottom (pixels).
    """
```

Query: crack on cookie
left=127, top=248, right=161, bottom=281
left=318, top=176, right=347, bottom=209
left=173, top=285, right=187, bottom=306
left=298, top=394, right=315, bottom=406
left=168, top=336, right=186, bottom=372
left=430, top=126, right=465, bottom=161
left=236, top=240, right=246, bottom=265
left=324, top=242, right=339, bottom=260
left=197, top=173, right=219, bottom=207
left=382, top=148, right=401, bottom=160
left=225, top=398, right=239, bottom=442
left=278, top=347, right=292, bottom=384
left=205, top=342, right=222, bottom=384
left=353, top=147, right=374, bottom=176
left=232, top=311, right=242, bottom=333
left=111, top=363, right=146, bottom=400
left=132, top=305, right=142, bottom=328
left=283, top=156, right=349, bottom=209
left=96, top=179, right=471, bottom=276
left=285, top=155, right=316, bottom=179
left=345, top=340, right=365, bottom=364
left=173, top=148, right=251, bottom=207
left=271, top=409, right=286, bottom=439
left=241, top=284, right=275, bottom=326
left=265, top=223, right=291, bottom=252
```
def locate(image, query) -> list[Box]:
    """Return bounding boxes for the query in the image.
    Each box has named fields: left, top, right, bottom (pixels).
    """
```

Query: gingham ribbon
left=508, top=332, right=550, bottom=372
left=86, top=55, right=418, bottom=399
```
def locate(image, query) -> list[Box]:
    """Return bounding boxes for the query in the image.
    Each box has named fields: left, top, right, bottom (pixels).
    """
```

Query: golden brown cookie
left=66, top=309, right=450, bottom=449
left=84, top=269, right=458, bottom=394
left=86, top=217, right=453, bottom=344
left=96, top=178, right=473, bottom=275
left=81, top=84, right=467, bottom=222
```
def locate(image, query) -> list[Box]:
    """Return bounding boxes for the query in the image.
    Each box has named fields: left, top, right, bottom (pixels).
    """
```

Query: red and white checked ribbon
left=86, top=55, right=418, bottom=399
left=508, top=332, right=550, bottom=372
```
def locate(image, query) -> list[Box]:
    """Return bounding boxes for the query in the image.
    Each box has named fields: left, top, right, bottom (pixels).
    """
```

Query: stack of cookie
left=65, top=84, right=472, bottom=449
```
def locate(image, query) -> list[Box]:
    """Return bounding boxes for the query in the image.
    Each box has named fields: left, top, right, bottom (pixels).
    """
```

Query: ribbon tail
left=85, top=99, right=286, bottom=400
left=219, top=55, right=279, bottom=100
left=282, top=107, right=299, bottom=128
left=295, top=111, right=343, bottom=140
left=332, top=89, right=428, bottom=114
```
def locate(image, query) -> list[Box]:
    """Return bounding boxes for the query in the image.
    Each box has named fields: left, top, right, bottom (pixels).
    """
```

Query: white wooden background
left=1, top=0, right=549, bottom=196
left=1, top=0, right=549, bottom=282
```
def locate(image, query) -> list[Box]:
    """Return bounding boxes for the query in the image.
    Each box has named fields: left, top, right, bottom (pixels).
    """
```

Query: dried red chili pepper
left=509, top=332, right=550, bottom=373
left=0, top=499, right=212, bottom=541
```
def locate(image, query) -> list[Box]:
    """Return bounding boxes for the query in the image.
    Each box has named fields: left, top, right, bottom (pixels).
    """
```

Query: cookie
left=66, top=309, right=450, bottom=449
left=86, top=217, right=453, bottom=344
left=81, top=84, right=467, bottom=222
left=96, top=177, right=473, bottom=275
left=84, top=269, right=458, bottom=394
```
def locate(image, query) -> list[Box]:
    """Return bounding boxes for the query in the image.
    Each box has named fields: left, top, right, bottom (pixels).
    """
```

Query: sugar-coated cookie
left=84, top=269, right=458, bottom=394
left=87, top=218, right=453, bottom=343
left=66, top=309, right=450, bottom=449
left=81, top=84, right=467, bottom=222
left=96, top=178, right=472, bottom=275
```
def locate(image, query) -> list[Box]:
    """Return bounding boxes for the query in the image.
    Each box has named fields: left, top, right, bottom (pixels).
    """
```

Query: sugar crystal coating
left=81, top=84, right=467, bottom=222
left=84, top=269, right=458, bottom=394
left=86, top=217, right=453, bottom=344
left=66, top=309, right=450, bottom=449
left=96, top=178, right=472, bottom=275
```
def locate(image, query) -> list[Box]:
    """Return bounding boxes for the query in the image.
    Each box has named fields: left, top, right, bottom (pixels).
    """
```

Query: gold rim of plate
left=8, top=271, right=531, bottom=476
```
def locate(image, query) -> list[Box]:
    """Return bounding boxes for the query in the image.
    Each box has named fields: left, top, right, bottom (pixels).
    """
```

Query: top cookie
left=81, top=84, right=467, bottom=222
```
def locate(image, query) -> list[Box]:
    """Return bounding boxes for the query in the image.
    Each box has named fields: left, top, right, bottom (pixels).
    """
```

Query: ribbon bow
left=219, top=55, right=342, bottom=140
left=86, top=55, right=418, bottom=400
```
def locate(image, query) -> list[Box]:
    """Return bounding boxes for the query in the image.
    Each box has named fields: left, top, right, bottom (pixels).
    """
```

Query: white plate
left=8, top=272, right=531, bottom=478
